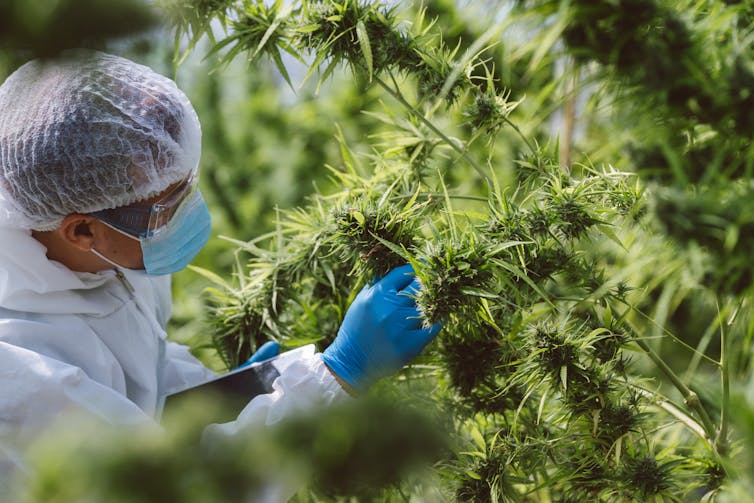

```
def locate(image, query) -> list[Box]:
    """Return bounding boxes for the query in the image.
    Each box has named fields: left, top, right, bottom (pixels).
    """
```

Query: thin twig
left=373, top=73, right=492, bottom=186
left=389, top=192, right=488, bottom=202
left=626, top=321, right=717, bottom=442
left=625, top=303, right=719, bottom=366
left=558, top=57, right=577, bottom=173
left=629, top=385, right=708, bottom=447
left=715, top=297, right=737, bottom=456
left=501, top=115, right=538, bottom=157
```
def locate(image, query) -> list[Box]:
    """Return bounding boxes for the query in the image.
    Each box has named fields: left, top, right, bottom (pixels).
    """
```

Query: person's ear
left=58, top=214, right=99, bottom=251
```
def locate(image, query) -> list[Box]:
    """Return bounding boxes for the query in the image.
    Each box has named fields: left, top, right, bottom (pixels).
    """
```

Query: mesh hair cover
left=0, top=50, right=201, bottom=231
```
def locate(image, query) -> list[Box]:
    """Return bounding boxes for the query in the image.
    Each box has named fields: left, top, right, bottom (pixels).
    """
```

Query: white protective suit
left=0, top=225, right=347, bottom=499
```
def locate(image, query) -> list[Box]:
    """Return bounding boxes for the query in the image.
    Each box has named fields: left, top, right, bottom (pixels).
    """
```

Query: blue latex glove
left=238, top=340, right=280, bottom=368
left=322, top=264, right=443, bottom=393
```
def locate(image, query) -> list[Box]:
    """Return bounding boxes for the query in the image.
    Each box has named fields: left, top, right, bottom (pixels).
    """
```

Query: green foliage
left=167, top=0, right=754, bottom=499
left=653, top=183, right=754, bottom=296
left=17, top=395, right=448, bottom=502
left=0, top=0, right=156, bottom=67
left=551, top=0, right=754, bottom=185
left=5, top=0, right=754, bottom=499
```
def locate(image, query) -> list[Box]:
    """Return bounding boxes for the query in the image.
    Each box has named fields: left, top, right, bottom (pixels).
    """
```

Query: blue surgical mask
left=92, top=189, right=211, bottom=275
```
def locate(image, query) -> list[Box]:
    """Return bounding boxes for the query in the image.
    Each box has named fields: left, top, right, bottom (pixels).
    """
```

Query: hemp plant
left=159, top=0, right=754, bottom=500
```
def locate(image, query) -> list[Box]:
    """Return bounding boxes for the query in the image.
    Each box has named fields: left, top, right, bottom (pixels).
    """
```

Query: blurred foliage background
left=4, top=0, right=754, bottom=501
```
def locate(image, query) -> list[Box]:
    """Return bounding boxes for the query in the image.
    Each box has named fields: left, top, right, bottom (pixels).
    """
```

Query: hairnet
left=0, top=50, right=202, bottom=231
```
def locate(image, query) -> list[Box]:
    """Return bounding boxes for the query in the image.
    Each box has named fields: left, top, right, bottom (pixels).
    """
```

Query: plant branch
left=629, top=385, right=708, bottom=447
left=625, top=303, right=719, bottom=366
left=558, top=57, right=577, bottom=172
left=389, top=192, right=488, bottom=202
left=373, top=73, right=492, bottom=186
left=716, top=298, right=734, bottom=455
left=626, top=322, right=717, bottom=442
left=501, top=115, right=538, bottom=157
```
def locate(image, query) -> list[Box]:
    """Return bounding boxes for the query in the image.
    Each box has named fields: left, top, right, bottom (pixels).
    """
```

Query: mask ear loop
left=90, top=246, right=128, bottom=270
left=89, top=219, right=144, bottom=271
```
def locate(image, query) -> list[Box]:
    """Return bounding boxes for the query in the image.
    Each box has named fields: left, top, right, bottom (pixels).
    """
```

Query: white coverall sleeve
left=160, top=341, right=217, bottom=396
left=203, top=352, right=350, bottom=503
left=2, top=340, right=347, bottom=500
left=141, top=272, right=216, bottom=395
left=210, top=353, right=348, bottom=433
left=0, top=343, right=154, bottom=431
left=0, top=341, right=154, bottom=495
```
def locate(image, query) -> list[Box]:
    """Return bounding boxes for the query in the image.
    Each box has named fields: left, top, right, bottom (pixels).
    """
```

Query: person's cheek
left=109, top=232, right=144, bottom=269
left=129, top=238, right=145, bottom=269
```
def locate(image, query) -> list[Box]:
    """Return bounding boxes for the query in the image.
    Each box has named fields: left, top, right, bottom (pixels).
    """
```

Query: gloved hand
left=238, top=340, right=280, bottom=368
left=322, top=264, right=443, bottom=393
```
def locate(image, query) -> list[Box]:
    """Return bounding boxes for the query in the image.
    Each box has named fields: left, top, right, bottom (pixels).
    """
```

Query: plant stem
left=630, top=385, right=708, bottom=446
left=716, top=298, right=732, bottom=455
left=627, top=304, right=719, bottom=366
left=373, top=73, right=492, bottom=186
left=558, top=57, right=577, bottom=173
left=620, top=302, right=718, bottom=440
left=390, top=192, right=488, bottom=202
left=501, top=115, right=538, bottom=157
left=630, top=331, right=717, bottom=442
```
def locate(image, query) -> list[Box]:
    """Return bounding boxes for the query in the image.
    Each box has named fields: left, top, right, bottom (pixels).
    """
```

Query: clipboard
left=163, top=344, right=316, bottom=424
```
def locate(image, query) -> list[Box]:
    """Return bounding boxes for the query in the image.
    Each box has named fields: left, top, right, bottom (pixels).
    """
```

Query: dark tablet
left=162, top=345, right=315, bottom=424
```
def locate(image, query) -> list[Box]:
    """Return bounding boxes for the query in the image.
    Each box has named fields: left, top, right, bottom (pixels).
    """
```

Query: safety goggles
left=90, top=174, right=198, bottom=239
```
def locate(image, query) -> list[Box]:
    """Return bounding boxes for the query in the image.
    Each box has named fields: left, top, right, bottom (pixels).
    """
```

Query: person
left=0, top=50, right=441, bottom=498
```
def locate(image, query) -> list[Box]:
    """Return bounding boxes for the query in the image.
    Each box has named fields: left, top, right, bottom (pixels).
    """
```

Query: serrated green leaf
left=459, top=451, right=488, bottom=460
left=272, top=49, right=294, bottom=90
left=597, top=224, right=627, bottom=251
left=351, top=210, right=365, bottom=226
left=295, top=23, right=321, bottom=33
left=466, top=470, right=482, bottom=481
left=356, top=19, right=373, bottom=81
left=401, top=186, right=421, bottom=214
left=188, top=265, right=230, bottom=289
left=493, top=259, right=554, bottom=307
left=588, top=327, right=613, bottom=338
left=253, top=3, right=291, bottom=59
left=372, top=235, right=410, bottom=261
left=459, top=287, right=499, bottom=299
left=470, top=427, right=486, bottom=452
left=203, top=286, right=229, bottom=299
left=301, top=49, right=328, bottom=87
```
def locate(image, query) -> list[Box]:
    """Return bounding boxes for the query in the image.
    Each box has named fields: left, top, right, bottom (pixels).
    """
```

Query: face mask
left=91, top=189, right=211, bottom=275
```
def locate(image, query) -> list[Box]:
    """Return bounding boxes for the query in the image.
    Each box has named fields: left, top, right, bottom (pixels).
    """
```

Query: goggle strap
left=98, top=219, right=143, bottom=242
